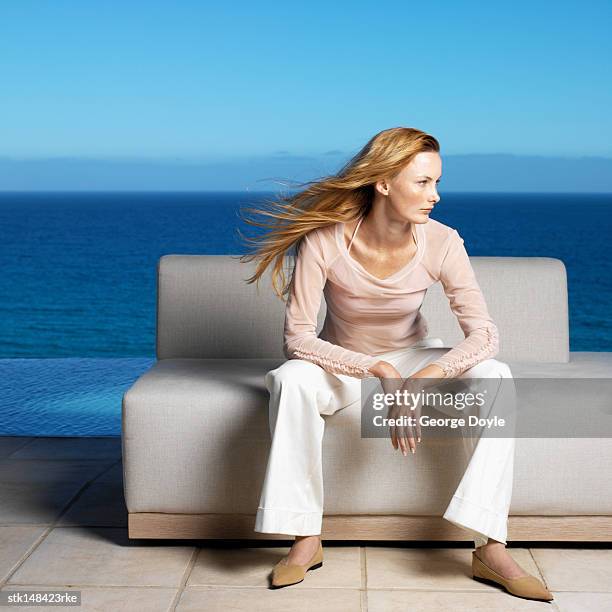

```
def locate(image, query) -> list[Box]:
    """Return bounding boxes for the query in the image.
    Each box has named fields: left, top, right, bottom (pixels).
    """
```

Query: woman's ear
left=375, top=179, right=390, bottom=196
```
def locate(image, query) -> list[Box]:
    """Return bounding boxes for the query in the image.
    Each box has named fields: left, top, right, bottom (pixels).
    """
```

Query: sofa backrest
left=156, top=255, right=569, bottom=363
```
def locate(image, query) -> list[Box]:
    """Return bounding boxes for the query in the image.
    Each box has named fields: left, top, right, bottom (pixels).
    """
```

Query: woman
left=239, top=127, right=553, bottom=602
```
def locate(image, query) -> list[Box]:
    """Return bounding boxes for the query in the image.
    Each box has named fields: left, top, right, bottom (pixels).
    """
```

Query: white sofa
left=121, top=254, right=612, bottom=542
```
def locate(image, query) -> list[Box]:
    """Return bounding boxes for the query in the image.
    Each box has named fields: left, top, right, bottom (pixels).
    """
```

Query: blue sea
left=1, top=191, right=611, bottom=436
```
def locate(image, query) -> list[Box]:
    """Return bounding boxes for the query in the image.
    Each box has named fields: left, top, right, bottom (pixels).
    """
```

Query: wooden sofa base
left=128, top=513, right=612, bottom=542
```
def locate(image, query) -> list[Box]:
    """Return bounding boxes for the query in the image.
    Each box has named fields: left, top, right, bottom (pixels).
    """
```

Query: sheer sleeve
left=283, top=231, right=379, bottom=378
left=430, top=230, right=500, bottom=378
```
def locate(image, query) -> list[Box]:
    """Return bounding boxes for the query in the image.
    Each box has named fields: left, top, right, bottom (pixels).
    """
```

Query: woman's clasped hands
left=370, top=360, right=427, bottom=457
left=370, top=359, right=446, bottom=456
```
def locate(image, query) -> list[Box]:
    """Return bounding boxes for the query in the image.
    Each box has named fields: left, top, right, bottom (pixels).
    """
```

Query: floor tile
left=0, top=525, right=48, bottom=583
left=176, top=587, right=362, bottom=611
left=364, top=546, right=540, bottom=590
left=530, top=548, right=612, bottom=592
left=0, top=482, right=83, bottom=524
left=91, top=462, right=123, bottom=485
left=368, top=589, right=550, bottom=611
left=552, top=591, right=612, bottom=611
left=0, top=585, right=177, bottom=612
left=187, top=545, right=360, bottom=588
left=0, top=460, right=113, bottom=485
left=9, top=437, right=122, bottom=461
left=7, top=527, right=194, bottom=587
left=56, top=483, right=127, bottom=527
left=0, top=437, right=33, bottom=459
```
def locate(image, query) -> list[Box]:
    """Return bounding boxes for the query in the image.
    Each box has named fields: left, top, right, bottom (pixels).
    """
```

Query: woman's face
left=378, top=151, right=442, bottom=223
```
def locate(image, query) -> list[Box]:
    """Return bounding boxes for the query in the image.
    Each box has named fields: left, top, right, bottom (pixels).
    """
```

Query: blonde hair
left=238, top=126, right=440, bottom=299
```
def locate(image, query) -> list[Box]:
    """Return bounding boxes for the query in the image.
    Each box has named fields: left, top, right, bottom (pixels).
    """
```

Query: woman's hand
left=387, top=387, right=422, bottom=456
left=370, top=360, right=421, bottom=457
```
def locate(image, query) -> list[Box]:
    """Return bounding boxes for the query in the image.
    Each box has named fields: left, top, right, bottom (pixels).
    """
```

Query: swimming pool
left=0, top=358, right=155, bottom=436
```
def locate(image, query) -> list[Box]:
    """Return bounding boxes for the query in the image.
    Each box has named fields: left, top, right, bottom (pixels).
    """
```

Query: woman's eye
left=418, top=180, right=427, bottom=185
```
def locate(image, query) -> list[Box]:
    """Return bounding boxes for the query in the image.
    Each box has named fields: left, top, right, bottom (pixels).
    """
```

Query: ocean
left=1, top=191, right=610, bottom=435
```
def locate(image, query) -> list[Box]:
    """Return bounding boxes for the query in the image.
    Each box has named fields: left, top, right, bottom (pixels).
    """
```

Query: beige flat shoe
left=270, top=541, right=323, bottom=588
left=472, top=550, right=554, bottom=601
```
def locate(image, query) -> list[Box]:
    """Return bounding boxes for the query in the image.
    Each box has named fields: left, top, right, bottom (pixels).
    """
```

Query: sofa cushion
left=123, top=354, right=611, bottom=517
left=156, top=255, right=569, bottom=363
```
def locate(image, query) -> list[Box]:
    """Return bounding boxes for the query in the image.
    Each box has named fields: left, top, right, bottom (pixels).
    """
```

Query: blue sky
left=0, top=1, right=610, bottom=188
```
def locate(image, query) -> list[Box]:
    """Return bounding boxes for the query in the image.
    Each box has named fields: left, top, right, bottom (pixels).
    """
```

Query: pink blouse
left=283, top=216, right=500, bottom=379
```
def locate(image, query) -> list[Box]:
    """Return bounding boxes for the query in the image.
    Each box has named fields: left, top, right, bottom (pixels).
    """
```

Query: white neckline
left=347, top=215, right=364, bottom=254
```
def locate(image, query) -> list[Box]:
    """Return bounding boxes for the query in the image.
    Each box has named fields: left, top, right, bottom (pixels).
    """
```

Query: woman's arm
left=429, top=229, right=500, bottom=379
left=284, top=230, right=380, bottom=378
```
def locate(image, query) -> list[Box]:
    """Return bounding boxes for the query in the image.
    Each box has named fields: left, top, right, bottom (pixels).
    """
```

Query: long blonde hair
left=237, top=126, right=440, bottom=299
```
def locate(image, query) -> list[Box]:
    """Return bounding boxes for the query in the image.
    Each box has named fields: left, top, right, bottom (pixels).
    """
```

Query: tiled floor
left=1, top=436, right=611, bottom=611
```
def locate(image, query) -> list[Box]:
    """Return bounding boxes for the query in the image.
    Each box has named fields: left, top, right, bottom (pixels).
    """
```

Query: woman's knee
left=491, top=358, right=513, bottom=378
left=265, top=359, right=324, bottom=391
left=469, top=358, right=513, bottom=379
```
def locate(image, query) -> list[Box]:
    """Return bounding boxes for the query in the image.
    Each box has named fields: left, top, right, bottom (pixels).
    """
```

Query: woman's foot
left=286, top=534, right=321, bottom=566
left=271, top=536, right=323, bottom=589
left=474, top=540, right=529, bottom=580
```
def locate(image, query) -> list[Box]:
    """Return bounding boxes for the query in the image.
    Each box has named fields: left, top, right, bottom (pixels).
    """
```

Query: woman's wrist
left=369, top=360, right=446, bottom=383
left=368, top=360, right=397, bottom=378
left=411, top=363, right=446, bottom=379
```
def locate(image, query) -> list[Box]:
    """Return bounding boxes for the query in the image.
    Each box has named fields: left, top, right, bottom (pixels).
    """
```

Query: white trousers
left=254, top=338, right=516, bottom=548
